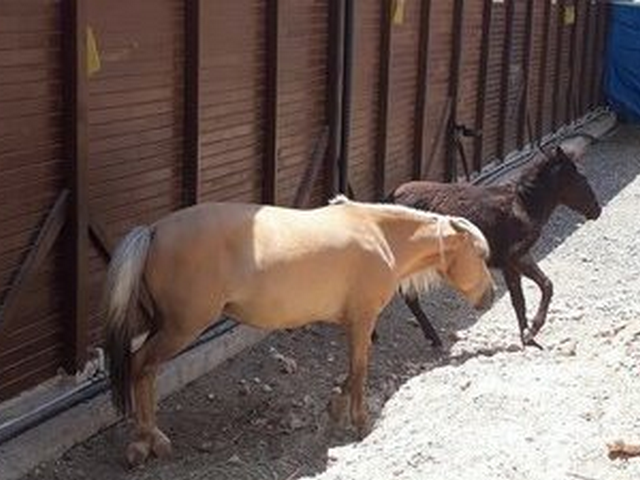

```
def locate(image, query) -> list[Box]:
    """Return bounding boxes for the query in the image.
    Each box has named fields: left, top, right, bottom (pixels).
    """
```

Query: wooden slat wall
left=454, top=0, right=484, bottom=177
left=422, top=1, right=454, bottom=180
left=0, top=0, right=612, bottom=403
left=85, top=0, right=184, bottom=346
left=200, top=1, right=265, bottom=204
left=276, top=0, right=328, bottom=207
left=348, top=0, right=381, bottom=201
left=503, top=0, right=527, bottom=156
left=383, top=0, right=420, bottom=193
left=0, top=0, right=66, bottom=401
left=480, top=3, right=505, bottom=165
left=528, top=0, right=547, bottom=140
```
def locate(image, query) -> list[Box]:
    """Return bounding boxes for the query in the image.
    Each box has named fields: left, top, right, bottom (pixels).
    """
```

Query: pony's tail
left=102, top=225, right=152, bottom=416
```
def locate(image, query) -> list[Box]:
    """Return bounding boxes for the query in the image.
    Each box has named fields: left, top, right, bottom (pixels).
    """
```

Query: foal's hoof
left=151, top=429, right=173, bottom=459
left=126, top=440, right=151, bottom=468
left=522, top=333, right=544, bottom=350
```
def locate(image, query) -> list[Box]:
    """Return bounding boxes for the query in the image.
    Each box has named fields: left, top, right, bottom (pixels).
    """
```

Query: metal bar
left=339, top=0, right=355, bottom=194
left=0, top=192, right=69, bottom=334
left=472, top=0, right=493, bottom=173
left=293, top=127, right=329, bottom=208
left=578, top=0, right=591, bottom=114
left=535, top=0, right=551, bottom=139
left=592, top=2, right=609, bottom=107
left=412, top=0, right=432, bottom=180
left=375, top=0, right=392, bottom=199
left=62, top=0, right=89, bottom=371
left=263, top=0, right=279, bottom=204
left=551, top=0, right=564, bottom=131
left=517, top=0, right=535, bottom=149
left=497, top=0, right=515, bottom=161
left=183, top=0, right=201, bottom=206
left=565, top=0, right=578, bottom=124
left=326, top=0, right=345, bottom=199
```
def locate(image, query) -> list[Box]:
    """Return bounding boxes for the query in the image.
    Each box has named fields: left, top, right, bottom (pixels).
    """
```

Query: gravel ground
left=303, top=124, right=640, bottom=480
left=16, top=124, right=640, bottom=480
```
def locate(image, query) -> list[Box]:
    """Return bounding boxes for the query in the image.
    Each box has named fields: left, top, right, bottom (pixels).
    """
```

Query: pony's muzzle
left=587, top=204, right=602, bottom=220
left=475, top=285, right=495, bottom=311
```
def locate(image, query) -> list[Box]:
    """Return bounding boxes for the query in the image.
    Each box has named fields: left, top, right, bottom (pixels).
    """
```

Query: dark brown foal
left=387, top=144, right=601, bottom=348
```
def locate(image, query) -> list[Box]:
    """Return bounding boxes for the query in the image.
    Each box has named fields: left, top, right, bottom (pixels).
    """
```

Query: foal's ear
left=557, top=137, right=589, bottom=162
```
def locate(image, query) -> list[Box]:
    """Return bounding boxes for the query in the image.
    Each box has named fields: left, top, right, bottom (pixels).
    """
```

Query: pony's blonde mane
left=329, top=194, right=442, bottom=224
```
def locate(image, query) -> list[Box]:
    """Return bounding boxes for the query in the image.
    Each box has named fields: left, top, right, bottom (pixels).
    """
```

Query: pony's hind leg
left=126, top=322, right=213, bottom=467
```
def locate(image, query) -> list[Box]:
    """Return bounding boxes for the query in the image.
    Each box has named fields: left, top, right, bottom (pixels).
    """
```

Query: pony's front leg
left=346, top=316, right=375, bottom=436
left=516, top=254, right=553, bottom=342
left=329, top=315, right=375, bottom=436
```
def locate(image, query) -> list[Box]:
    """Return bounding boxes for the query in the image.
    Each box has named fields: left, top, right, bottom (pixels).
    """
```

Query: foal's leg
left=403, top=293, right=443, bottom=348
left=503, top=265, right=543, bottom=349
left=515, top=254, right=553, bottom=343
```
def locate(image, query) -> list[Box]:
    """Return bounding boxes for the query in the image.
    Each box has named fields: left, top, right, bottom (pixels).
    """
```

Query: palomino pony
left=103, top=195, right=494, bottom=466
left=386, top=139, right=601, bottom=349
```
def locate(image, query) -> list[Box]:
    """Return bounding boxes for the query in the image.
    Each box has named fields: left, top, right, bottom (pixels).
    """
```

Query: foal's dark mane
left=514, top=151, right=562, bottom=220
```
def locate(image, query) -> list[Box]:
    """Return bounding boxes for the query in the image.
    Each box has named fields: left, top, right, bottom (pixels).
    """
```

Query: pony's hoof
left=328, top=395, right=350, bottom=426
left=126, top=440, right=151, bottom=468
left=151, top=429, right=173, bottom=459
left=353, top=414, right=371, bottom=439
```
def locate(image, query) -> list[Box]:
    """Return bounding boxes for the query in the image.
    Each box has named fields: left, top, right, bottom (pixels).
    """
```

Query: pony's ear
left=557, top=136, right=590, bottom=162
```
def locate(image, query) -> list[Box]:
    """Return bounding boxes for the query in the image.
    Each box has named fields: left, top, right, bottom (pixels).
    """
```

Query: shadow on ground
left=21, top=125, right=640, bottom=480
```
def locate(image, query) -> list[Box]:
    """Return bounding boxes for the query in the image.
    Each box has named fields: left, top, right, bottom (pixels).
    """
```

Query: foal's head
left=552, top=146, right=601, bottom=220
left=441, top=216, right=495, bottom=310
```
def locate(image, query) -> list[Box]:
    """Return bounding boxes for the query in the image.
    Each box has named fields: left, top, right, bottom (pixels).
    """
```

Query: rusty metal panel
left=348, top=0, right=381, bottom=201
left=423, top=1, right=454, bottom=180
left=199, top=1, right=265, bottom=204
left=0, top=0, right=66, bottom=401
left=85, top=0, right=184, bottom=346
left=276, top=0, right=328, bottom=207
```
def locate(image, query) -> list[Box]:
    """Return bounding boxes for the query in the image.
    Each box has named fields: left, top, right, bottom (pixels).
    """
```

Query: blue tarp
left=605, top=3, right=640, bottom=123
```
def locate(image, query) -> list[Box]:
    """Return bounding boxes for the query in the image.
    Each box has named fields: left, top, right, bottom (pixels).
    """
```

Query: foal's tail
left=103, top=225, right=153, bottom=415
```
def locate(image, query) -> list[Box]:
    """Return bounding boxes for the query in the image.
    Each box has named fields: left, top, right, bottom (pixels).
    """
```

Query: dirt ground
left=17, top=124, right=640, bottom=480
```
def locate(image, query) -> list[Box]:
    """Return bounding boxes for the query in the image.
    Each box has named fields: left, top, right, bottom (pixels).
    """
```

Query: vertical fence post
left=326, top=0, right=345, bottom=199
left=517, top=0, right=534, bottom=148
left=565, top=0, right=578, bottom=124
left=473, top=0, right=493, bottom=173
left=263, top=0, right=279, bottom=204
left=62, top=0, right=89, bottom=371
left=375, top=0, right=392, bottom=199
left=551, top=0, right=564, bottom=131
left=535, top=0, right=551, bottom=139
left=444, top=0, right=463, bottom=182
left=497, top=0, right=514, bottom=161
left=412, top=0, right=431, bottom=181
left=184, top=0, right=201, bottom=206
left=339, top=0, right=354, bottom=194
left=578, top=0, right=591, bottom=114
